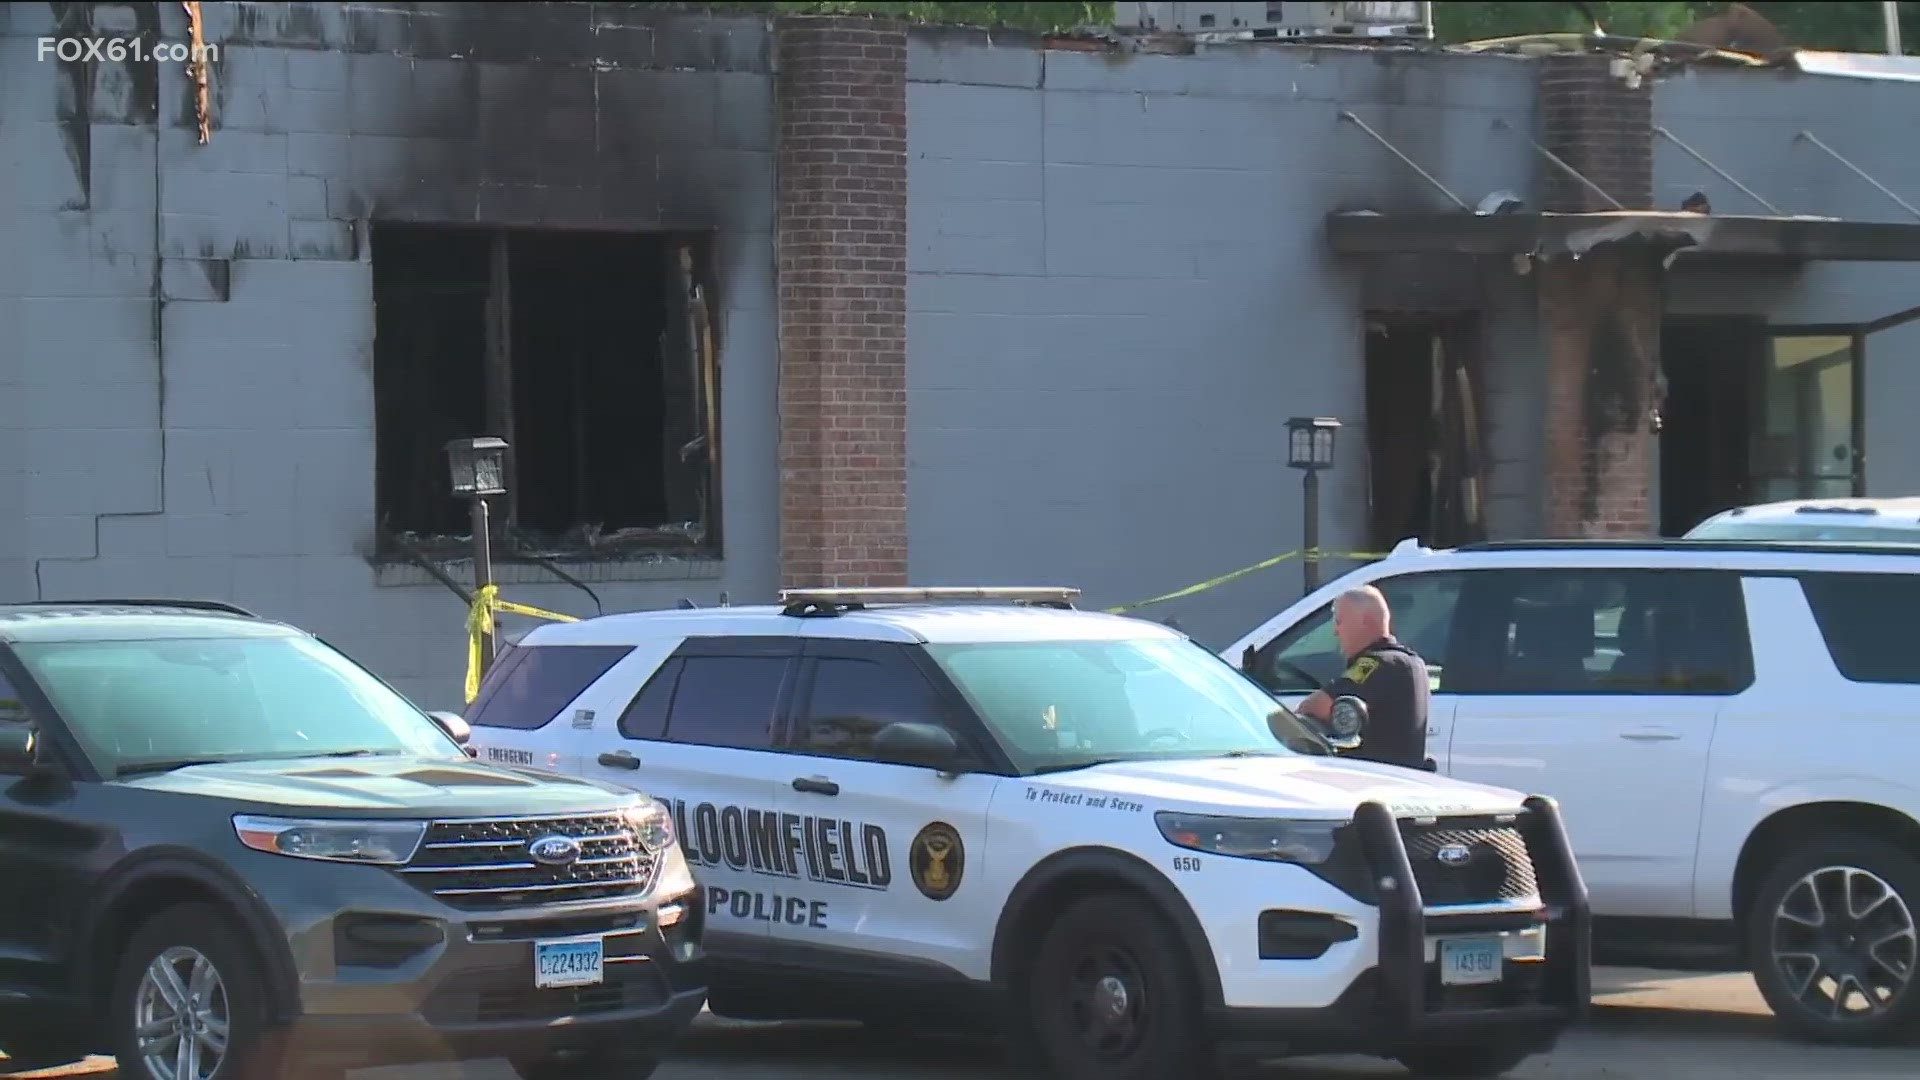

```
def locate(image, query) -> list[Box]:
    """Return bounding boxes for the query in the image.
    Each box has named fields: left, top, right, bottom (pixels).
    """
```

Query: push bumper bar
left=1210, top=795, right=1591, bottom=1060
left=1358, top=794, right=1591, bottom=1045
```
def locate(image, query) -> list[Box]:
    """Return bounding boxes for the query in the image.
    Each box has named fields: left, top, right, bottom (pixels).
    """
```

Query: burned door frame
left=1361, top=313, right=1490, bottom=552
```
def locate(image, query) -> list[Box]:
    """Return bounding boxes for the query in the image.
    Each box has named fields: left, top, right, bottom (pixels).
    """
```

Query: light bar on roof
left=778, top=586, right=1081, bottom=606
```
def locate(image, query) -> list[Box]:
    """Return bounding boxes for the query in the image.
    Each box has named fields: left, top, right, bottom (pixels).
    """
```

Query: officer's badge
left=1344, top=656, right=1380, bottom=685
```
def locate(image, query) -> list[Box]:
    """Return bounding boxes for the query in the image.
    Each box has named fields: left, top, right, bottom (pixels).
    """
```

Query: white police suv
left=465, top=587, right=1590, bottom=1079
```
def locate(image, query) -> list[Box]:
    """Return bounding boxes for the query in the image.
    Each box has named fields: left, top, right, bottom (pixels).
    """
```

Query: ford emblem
left=528, top=835, right=581, bottom=866
left=1435, top=843, right=1473, bottom=867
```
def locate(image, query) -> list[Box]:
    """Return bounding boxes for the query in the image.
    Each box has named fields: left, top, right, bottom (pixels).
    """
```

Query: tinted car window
left=617, top=659, right=683, bottom=741
left=1257, top=572, right=1463, bottom=692
left=466, top=645, right=633, bottom=730
left=795, top=654, right=948, bottom=761
left=1447, top=569, right=1752, bottom=695
left=661, top=656, right=789, bottom=750
left=1800, top=572, right=1920, bottom=684
left=0, top=670, right=27, bottom=728
left=0, top=669, right=30, bottom=773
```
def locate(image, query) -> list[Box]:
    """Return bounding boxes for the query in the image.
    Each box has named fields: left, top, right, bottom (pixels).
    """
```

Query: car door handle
left=1619, top=729, right=1681, bottom=742
left=597, top=751, right=642, bottom=770
left=791, top=776, right=840, bottom=797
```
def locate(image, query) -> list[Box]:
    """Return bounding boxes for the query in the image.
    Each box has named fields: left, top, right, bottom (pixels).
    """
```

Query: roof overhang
left=1326, top=211, right=1920, bottom=266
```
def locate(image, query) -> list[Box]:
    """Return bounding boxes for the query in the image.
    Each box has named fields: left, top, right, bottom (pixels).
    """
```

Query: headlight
left=1155, top=812, right=1344, bottom=866
left=654, top=841, right=697, bottom=899
left=233, top=815, right=426, bottom=865
left=626, top=798, right=675, bottom=855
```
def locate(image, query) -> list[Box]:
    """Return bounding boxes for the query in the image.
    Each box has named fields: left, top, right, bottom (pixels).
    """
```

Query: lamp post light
left=446, top=437, right=509, bottom=673
left=1286, top=416, right=1341, bottom=597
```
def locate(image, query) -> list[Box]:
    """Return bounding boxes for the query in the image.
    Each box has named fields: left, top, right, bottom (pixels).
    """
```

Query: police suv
left=467, top=587, right=1590, bottom=1079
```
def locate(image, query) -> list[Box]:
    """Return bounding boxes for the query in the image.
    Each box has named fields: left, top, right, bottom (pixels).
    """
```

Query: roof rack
left=1452, top=538, right=1920, bottom=557
left=778, top=586, right=1081, bottom=618
left=13, top=598, right=260, bottom=618
left=1793, top=504, right=1881, bottom=516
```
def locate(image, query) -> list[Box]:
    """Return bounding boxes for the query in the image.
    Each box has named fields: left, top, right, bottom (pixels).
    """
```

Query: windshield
left=1685, top=519, right=1920, bottom=544
left=14, top=634, right=461, bottom=775
left=924, top=637, right=1323, bottom=772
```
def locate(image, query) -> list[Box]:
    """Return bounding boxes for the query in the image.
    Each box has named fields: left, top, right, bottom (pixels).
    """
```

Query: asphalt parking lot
left=16, top=970, right=1920, bottom=1080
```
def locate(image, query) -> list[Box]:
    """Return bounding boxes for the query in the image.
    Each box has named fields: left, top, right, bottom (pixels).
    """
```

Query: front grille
left=422, top=959, right=669, bottom=1024
left=401, top=813, right=656, bottom=910
left=1400, top=819, right=1539, bottom=906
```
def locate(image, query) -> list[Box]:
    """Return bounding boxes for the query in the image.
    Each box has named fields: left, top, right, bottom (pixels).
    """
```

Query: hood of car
left=1037, top=753, right=1526, bottom=819
left=113, top=754, right=640, bottom=816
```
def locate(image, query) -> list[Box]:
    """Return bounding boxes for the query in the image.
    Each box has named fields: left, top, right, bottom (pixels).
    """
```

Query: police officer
left=1297, top=585, right=1430, bottom=769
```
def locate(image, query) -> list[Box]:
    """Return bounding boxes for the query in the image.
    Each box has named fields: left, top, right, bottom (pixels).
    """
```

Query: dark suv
left=0, top=601, right=707, bottom=1080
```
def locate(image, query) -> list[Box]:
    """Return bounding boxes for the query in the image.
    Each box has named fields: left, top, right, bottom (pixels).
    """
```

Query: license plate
left=534, top=936, right=605, bottom=989
left=1439, top=937, right=1503, bottom=986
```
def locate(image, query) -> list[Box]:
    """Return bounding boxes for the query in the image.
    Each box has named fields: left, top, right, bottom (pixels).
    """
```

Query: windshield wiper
left=311, top=749, right=397, bottom=759
left=1030, top=758, right=1130, bottom=775
left=1221, top=748, right=1284, bottom=758
left=115, top=758, right=232, bottom=778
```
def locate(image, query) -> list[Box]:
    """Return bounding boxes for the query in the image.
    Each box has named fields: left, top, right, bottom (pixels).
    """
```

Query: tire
left=1022, top=893, right=1213, bottom=1080
left=1746, top=836, right=1920, bottom=1044
left=1396, top=1043, right=1536, bottom=1077
left=510, top=1050, right=658, bottom=1080
left=110, top=902, right=286, bottom=1080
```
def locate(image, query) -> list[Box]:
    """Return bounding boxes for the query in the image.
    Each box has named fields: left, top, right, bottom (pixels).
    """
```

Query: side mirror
left=0, top=726, right=38, bottom=773
left=871, top=722, right=961, bottom=771
left=1325, top=695, right=1367, bottom=752
left=428, top=711, right=473, bottom=748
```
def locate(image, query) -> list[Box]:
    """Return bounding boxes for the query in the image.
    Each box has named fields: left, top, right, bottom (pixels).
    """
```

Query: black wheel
left=1024, top=893, right=1212, bottom=1080
left=1747, top=836, right=1920, bottom=1044
left=1396, top=1043, right=1536, bottom=1077
left=109, top=903, right=286, bottom=1080
left=510, top=1049, right=658, bottom=1080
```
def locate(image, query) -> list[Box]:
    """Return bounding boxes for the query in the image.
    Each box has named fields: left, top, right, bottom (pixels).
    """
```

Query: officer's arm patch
left=1343, top=656, right=1380, bottom=685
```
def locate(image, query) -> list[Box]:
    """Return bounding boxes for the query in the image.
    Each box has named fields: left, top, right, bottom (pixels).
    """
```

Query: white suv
left=1227, top=538, right=1920, bottom=1044
left=464, top=587, right=1590, bottom=1079
left=1686, top=497, right=1920, bottom=544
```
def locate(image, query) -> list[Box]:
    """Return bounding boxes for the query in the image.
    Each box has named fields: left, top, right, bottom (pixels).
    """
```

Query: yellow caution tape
left=1104, top=548, right=1390, bottom=615
left=464, top=584, right=580, bottom=703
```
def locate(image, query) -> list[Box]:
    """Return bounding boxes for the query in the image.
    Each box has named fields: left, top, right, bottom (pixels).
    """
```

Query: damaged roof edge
left=1325, top=211, right=1920, bottom=264
left=1791, top=51, right=1920, bottom=83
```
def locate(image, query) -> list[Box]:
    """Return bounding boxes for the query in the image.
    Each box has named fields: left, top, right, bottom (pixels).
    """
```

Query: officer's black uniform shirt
left=1323, top=635, right=1429, bottom=769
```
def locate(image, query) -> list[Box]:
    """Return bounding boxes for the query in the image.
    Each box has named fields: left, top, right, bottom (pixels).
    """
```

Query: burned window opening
left=372, top=225, right=721, bottom=561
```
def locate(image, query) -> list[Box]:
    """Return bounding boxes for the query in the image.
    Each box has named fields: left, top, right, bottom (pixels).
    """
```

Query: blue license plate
left=534, top=936, right=605, bottom=989
left=1439, top=937, right=1502, bottom=986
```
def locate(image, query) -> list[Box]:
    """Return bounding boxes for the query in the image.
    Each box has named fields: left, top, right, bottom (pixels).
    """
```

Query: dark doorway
left=1362, top=315, right=1486, bottom=552
left=1659, top=317, right=1762, bottom=536
left=1659, top=318, right=1866, bottom=535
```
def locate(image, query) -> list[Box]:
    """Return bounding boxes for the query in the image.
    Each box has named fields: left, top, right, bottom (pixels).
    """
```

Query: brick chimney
left=774, top=16, right=910, bottom=587
left=1538, top=53, right=1653, bottom=212
left=1534, top=52, right=1663, bottom=538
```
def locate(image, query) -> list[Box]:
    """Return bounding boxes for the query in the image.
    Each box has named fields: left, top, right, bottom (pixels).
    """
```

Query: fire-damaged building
left=5, top=2, right=1920, bottom=705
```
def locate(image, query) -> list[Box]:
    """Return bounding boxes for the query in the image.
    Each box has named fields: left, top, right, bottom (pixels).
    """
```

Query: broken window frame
left=370, top=225, right=724, bottom=565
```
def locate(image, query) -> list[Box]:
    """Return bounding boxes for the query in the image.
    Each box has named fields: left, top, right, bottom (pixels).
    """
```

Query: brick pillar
left=1535, top=53, right=1660, bottom=536
left=1538, top=53, right=1653, bottom=211
left=1539, top=251, right=1663, bottom=537
left=775, top=15, right=909, bottom=588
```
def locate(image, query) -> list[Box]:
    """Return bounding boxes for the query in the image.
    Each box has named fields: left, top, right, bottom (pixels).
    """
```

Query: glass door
left=1750, top=334, right=1862, bottom=502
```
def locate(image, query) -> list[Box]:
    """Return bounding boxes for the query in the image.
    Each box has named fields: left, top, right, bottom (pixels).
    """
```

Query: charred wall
left=0, top=1, right=780, bottom=707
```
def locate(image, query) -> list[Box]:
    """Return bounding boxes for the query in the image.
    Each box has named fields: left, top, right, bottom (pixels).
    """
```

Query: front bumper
left=251, top=853, right=710, bottom=1068
left=1212, top=796, right=1590, bottom=1059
